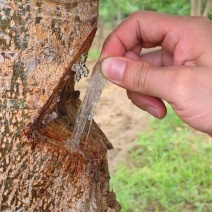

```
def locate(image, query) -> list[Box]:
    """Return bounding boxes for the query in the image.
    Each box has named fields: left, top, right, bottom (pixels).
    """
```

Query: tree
left=190, top=0, right=202, bottom=15
left=0, top=0, right=120, bottom=211
left=203, top=0, right=212, bottom=16
left=190, top=0, right=212, bottom=16
left=99, top=0, right=191, bottom=28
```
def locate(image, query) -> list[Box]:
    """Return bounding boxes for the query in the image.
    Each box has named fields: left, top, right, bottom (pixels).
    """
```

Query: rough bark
left=0, top=0, right=120, bottom=211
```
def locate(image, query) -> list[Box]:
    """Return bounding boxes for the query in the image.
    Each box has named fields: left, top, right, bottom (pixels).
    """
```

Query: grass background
left=87, top=11, right=212, bottom=210
left=87, top=41, right=212, bottom=212
left=87, top=37, right=212, bottom=212
left=110, top=106, right=212, bottom=212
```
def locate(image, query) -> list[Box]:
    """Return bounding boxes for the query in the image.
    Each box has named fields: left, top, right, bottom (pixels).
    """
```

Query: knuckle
left=194, top=16, right=210, bottom=23
left=171, top=67, right=193, bottom=100
left=126, top=11, right=145, bottom=22
left=184, top=16, right=210, bottom=28
left=103, top=34, right=113, bottom=47
left=127, top=11, right=140, bottom=19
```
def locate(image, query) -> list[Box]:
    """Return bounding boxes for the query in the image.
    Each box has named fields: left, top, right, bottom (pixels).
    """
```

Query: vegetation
left=91, top=1, right=212, bottom=211
left=111, top=107, right=212, bottom=211
left=88, top=0, right=212, bottom=61
left=99, top=0, right=212, bottom=28
left=100, top=0, right=191, bottom=23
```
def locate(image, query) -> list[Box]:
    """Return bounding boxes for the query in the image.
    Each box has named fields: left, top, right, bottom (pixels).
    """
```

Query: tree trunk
left=97, top=16, right=104, bottom=50
left=190, top=0, right=202, bottom=16
left=116, top=6, right=122, bottom=26
left=203, top=0, right=212, bottom=16
left=0, top=0, right=120, bottom=211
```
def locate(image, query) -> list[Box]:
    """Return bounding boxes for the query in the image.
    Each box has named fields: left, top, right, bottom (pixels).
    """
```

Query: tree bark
left=190, top=0, right=202, bottom=16
left=0, top=0, right=120, bottom=211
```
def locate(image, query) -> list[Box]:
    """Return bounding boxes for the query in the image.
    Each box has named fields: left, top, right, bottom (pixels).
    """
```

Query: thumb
left=101, top=57, right=177, bottom=102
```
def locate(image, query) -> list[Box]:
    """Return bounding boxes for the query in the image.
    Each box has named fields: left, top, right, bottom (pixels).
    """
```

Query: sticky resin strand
left=65, top=60, right=107, bottom=152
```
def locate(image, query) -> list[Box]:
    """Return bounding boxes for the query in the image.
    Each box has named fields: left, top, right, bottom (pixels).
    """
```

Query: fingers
left=101, top=57, right=185, bottom=103
left=100, top=11, right=212, bottom=66
left=100, top=11, right=181, bottom=58
left=127, top=90, right=167, bottom=119
left=125, top=51, right=141, bottom=60
left=141, top=49, right=174, bottom=66
left=126, top=49, right=174, bottom=67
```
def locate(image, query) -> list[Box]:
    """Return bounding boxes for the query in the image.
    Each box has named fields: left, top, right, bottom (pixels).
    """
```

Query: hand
left=100, top=11, right=212, bottom=136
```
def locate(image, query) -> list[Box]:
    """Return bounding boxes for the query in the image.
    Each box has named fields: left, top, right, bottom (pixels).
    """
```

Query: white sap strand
left=65, top=61, right=107, bottom=152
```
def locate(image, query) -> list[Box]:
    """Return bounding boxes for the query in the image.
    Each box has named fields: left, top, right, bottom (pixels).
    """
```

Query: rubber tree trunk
left=190, top=0, right=202, bottom=16
left=0, top=0, right=120, bottom=211
left=203, top=0, right=212, bottom=17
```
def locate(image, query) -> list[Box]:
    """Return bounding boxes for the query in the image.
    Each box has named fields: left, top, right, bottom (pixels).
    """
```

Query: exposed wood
left=0, top=0, right=120, bottom=211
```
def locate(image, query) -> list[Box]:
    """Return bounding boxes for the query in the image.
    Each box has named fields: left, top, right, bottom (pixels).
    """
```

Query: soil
left=76, top=61, right=150, bottom=173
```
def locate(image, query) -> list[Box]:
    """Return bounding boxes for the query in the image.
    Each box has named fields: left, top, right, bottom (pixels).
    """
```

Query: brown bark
left=0, top=0, right=120, bottom=211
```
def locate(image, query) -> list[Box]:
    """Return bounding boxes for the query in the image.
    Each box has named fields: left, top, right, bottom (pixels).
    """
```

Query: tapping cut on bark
left=66, top=60, right=107, bottom=156
left=0, top=0, right=120, bottom=211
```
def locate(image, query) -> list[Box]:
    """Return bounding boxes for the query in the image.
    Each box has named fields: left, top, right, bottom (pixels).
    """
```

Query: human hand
left=100, top=11, right=212, bottom=136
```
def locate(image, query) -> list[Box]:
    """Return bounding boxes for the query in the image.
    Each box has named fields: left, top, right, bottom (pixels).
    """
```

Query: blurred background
left=89, top=0, right=212, bottom=60
left=77, top=1, right=212, bottom=211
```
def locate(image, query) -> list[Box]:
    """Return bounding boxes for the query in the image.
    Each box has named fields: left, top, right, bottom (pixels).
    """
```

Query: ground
left=76, top=61, right=150, bottom=172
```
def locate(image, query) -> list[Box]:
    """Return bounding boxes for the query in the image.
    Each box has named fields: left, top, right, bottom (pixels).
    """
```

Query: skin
left=100, top=11, right=212, bottom=136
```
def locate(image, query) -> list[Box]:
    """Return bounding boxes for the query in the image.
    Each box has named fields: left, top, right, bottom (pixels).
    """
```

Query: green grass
left=111, top=107, right=212, bottom=212
left=88, top=48, right=101, bottom=60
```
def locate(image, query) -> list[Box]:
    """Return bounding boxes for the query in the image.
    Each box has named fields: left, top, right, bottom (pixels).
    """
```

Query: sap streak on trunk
left=0, top=0, right=120, bottom=211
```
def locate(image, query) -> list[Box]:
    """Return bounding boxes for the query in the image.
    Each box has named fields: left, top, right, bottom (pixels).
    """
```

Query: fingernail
left=101, top=58, right=126, bottom=81
left=146, top=106, right=161, bottom=119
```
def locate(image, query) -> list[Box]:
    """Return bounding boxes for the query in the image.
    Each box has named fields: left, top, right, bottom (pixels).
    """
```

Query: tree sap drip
left=65, top=60, right=107, bottom=152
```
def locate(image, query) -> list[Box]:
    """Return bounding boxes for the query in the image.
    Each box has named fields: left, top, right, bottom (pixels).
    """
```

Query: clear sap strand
left=65, top=60, right=106, bottom=152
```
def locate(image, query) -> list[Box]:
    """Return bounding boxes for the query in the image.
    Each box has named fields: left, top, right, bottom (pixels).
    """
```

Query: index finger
left=100, top=11, right=183, bottom=58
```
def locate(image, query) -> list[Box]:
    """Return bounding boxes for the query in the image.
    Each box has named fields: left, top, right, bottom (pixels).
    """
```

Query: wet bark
left=0, top=0, right=120, bottom=211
